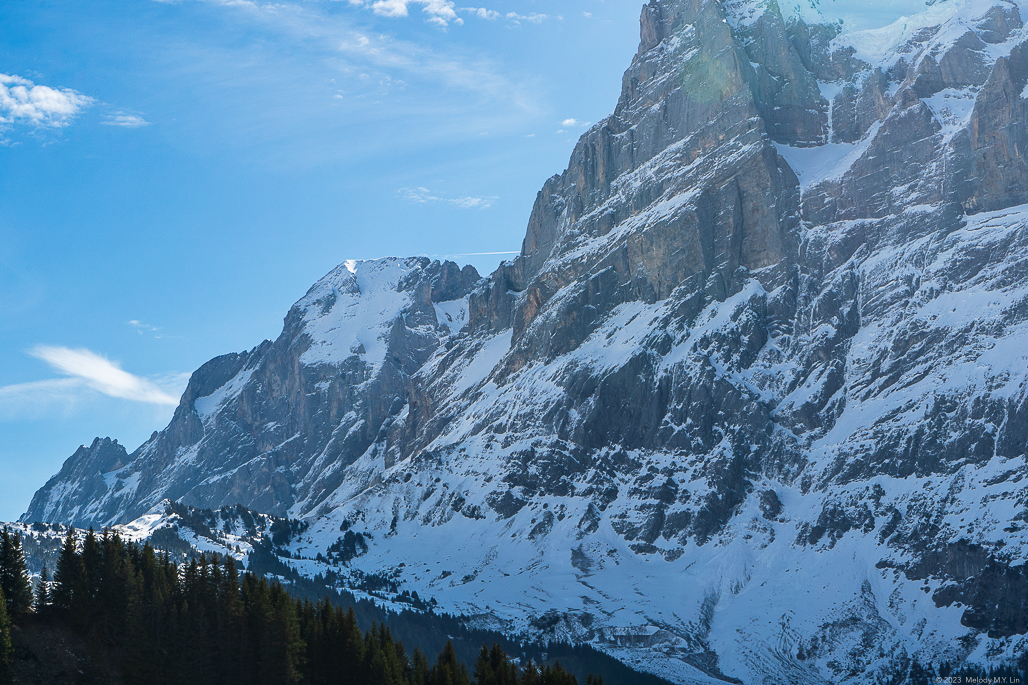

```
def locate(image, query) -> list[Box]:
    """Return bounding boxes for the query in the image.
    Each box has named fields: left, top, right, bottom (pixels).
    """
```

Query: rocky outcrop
left=26, top=438, right=129, bottom=527
left=25, top=258, right=480, bottom=522
left=24, top=0, right=1028, bottom=682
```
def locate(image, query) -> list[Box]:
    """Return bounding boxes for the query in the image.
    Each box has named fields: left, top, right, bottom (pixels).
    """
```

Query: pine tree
left=214, top=554, right=243, bottom=684
left=34, top=564, right=50, bottom=613
left=0, top=530, right=32, bottom=618
left=428, top=640, right=470, bottom=685
left=0, top=585, right=11, bottom=685
left=474, top=643, right=518, bottom=685
left=411, top=648, right=430, bottom=685
left=521, top=662, right=541, bottom=685
left=10, top=534, right=31, bottom=618
left=79, top=528, right=101, bottom=623
left=96, top=530, right=132, bottom=644
left=122, top=544, right=171, bottom=684
left=539, top=662, right=578, bottom=685
left=267, top=583, right=304, bottom=685
left=474, top=645, right=494, bottom=685
left=52, top=527, right=81, bottom=614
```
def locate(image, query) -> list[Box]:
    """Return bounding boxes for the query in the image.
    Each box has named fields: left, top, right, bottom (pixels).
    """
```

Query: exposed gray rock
left=25, top=438, right=129, bottom=527
left=25, top=258, right=480, bottom=522
left=24, top=0, right=1028, bottom=682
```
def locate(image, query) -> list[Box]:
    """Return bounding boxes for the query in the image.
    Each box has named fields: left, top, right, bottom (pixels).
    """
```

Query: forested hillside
left=0, top=526, right=668, bottom=685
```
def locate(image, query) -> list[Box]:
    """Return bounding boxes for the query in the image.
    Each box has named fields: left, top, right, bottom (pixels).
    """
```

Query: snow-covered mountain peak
left=295, top=256, right=442, bottom=369
left=23, top=0, right=1028, bottom=681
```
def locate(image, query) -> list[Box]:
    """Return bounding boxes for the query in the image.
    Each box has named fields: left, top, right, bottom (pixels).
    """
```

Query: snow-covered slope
left=25, top=257, right=480, bottom=525
left=24, top=0, right=1028, bottom=682
left=6, top=501, right=287, bottom=582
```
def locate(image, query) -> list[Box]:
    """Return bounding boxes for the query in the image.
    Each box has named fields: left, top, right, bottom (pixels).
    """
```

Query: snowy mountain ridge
left=23, top=0, right=1028, bottom=682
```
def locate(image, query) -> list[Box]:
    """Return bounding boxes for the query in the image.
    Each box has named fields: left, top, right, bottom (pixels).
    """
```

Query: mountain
left=23, top=0, right=1028, bottom=682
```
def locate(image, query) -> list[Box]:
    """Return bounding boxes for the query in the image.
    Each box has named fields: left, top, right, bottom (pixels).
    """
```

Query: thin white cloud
left=334, top=29, right=536, bottom=112
left=0, top=378, right=86, bottom=419
left=127, top=319, right=173, bottom=338
left=128, top=320, right=158, bottom=333
left=505, top=11, right=555, bottom=25
left=347, top=0, right=557, bottom=27
left=557, top=117, right=591, bottom=134
left=103, top=113, right=151, bottom=128
left=0, top=74, right=93, bottom=129
left=349, top=0, right=463, bottom=26
left=165, top=0, right=538, bottom=113
left=460, top=6, right=499, bottom=20
left=27, top=346, right=179, bottom=405
left=399, top=186, right=497, bottom=208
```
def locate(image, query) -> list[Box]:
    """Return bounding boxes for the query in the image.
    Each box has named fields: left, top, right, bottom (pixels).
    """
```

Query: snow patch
left=194, top=367, right=255, bottom=421
left=434, top=296, right=469, bottom=335
left=774, top=122, right=881, bottom=191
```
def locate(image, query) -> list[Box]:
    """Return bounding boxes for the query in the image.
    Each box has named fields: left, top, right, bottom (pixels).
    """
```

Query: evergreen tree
left=214, top=554, right=243, bottom=685
left=0, top=529, right=31, bottom=618
left=34, top=564, right=50, bottom=613
left=96, top=530, right=131, bottom=644
left=521, top=662, right=541, bottom=685
left=0, top=585, right=11, bottom=685
left=52, top=527, right=81, bottom=614
left=428, top=640, right=471, bottom=685
left=267, top=583, right=304, bottom=684
left=539, top=663, right=578, bottom=685
left=122, top=544, right=172, bottom=684
left=411, top=648, right=430, bottom=685
left=364, top=623, right=406, bottom=685
left=79, top=528, right=102, bottom=624
left=474, top=643, right=519, bottom=685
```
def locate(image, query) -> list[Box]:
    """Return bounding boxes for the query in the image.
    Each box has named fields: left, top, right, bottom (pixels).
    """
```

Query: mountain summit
left=25, top=0, right=1028, bottom=681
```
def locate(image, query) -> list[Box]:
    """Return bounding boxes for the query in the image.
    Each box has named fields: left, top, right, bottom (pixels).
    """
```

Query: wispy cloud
left=335, top=31, right=531, bottom=108
left=556, top=117, right=590, bottom=133
left=0, top=378, right=87, bottom=418
left=456, top=7, right=553, bottom=25
left=25, top=346, right=180, bottom=405
left=460, top=7, right=499, bottom=20
left=126, top=319, right=172, bottom=338
left=328, top=0, right=554, bottom=28
left=505, top=11, right=556, bottom=25
left=163, top=0, right=538, bottom=114
left=399, top=186, right=497, bottom=208
left=128, top=320, right=159, bottom=333
left=0, top=74, right=93, bottom=130
left=103, top=113, right=152, bottom=128
left=346, top=0, right=462, bottom=26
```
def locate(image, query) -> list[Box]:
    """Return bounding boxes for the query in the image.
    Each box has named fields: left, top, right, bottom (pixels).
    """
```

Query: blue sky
left=0, top=0, right=643, bottom=521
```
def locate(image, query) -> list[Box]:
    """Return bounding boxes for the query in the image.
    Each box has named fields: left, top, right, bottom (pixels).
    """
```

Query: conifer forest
left=0, top=526, right=617, bottom=685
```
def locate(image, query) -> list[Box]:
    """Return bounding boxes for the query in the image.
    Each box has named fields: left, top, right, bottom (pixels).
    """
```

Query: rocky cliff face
left=25, top=258, right=479, bottom=525
left=24, top=0, right=1028, bottom=682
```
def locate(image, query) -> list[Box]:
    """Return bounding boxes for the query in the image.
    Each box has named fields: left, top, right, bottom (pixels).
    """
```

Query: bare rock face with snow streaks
left=23, top=0, right=1028, bottom=682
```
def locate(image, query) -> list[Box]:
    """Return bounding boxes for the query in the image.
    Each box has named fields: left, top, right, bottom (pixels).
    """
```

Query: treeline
left=0, top=526, right=600, bottom=685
